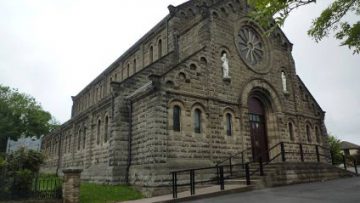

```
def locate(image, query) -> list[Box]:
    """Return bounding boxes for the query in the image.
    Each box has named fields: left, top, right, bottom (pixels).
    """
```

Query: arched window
left=306, top=125, right=311, bottom=142
left=83, top=127, right=86, bottom=149
left=97, top=120, right=101, bottom=145
left=78, top=129, right=81, bottom=151
left=69, top=134, right=72, bottom=153
left=158, top=39, right=162, bottom=58
left=127, top=63, right=130, bottom=77
left=104, top=116, right=109, bottom=143
left=64, top=136, right=67, bottom=153
left=133, top=59, right=137, bottom=74
left=315, top=126, right=320, bottom=143
left=289, top=122, right=294, bottom=141
left=226, top=113, right=232, bottom=136
left=173, top=105, right=181, bottom=131
left=150, top=46, right=154, bottom=63
left=194, top=109, right=202, bottom=133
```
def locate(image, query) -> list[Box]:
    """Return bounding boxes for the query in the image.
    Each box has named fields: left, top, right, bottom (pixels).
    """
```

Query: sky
left=0, top=1, right=359, bottom=144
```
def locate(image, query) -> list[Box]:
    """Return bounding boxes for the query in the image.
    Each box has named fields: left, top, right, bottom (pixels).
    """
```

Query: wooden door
left=248, top=97, right=269, bottom=162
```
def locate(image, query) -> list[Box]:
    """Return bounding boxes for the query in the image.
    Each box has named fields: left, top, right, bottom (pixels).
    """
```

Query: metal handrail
left=170, top=141, right=343, bottom=199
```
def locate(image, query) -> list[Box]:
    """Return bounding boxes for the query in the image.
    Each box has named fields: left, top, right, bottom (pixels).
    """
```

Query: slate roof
left=340, top=141, right=360, bottom=150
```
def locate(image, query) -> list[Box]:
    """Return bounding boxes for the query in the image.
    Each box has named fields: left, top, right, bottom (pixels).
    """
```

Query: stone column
left=63, top=169, right=82, bottom=203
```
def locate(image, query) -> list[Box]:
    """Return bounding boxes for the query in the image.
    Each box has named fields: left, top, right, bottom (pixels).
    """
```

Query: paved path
left=185, top=177, right=360, bottom=203
left=121, top=184, right=250, bottom=203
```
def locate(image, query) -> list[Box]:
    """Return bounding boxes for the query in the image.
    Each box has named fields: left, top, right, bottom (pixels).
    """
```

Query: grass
left=80, top=183, right=143, bottom=203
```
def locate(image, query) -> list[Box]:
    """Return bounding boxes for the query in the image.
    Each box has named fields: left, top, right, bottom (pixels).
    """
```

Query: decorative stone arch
left=199, top=56, right=208, bottom=66
left=314, top=124, right=321, bottom=143
left=287, top=118, right=297, bottom=142
left=305, top=121, right=313, bottom=143
left=190, top=102, right=208, bottom=137
left=239, top=79, right=283, bottom=112
left=222, top=107, right=238, bottom=139
left=239, top=79, right=283, bottom=160
left=168, top=99, right=187, bottom=135
left=96, top=118, right=102, bottom=146
left=104, top=114, right=110, bottom=144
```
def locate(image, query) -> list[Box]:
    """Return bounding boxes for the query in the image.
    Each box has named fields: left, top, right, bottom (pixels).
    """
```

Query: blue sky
left=0, top=0, right=359, bottom=144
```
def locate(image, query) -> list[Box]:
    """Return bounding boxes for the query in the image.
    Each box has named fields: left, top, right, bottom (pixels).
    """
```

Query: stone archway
left=239, top=79, right=283, bottom=162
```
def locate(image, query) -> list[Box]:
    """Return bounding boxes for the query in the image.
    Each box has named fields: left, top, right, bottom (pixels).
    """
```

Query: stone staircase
left=223, top=162, right=356, bottom=189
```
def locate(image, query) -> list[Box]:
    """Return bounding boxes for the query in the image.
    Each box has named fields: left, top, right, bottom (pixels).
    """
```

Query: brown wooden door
left=248, top=97, right=269, bottom=162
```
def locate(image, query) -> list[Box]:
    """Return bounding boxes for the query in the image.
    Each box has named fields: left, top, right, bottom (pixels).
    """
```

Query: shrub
left=0, top=148, right=44, bottom=200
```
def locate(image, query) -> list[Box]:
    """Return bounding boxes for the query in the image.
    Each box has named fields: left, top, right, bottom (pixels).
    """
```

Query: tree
left=248, top=0, right=360, bottom=54
left=0, top=84, right=59, bottom=152
left=327, top=134, right=343, bottom=164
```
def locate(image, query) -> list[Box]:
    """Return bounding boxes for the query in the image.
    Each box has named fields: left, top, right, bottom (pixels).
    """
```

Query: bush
left=0, top=148, right=44, bottom=200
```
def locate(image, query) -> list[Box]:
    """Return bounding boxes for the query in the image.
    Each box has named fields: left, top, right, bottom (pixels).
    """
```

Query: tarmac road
left=185, top=177, right=360, bottom=203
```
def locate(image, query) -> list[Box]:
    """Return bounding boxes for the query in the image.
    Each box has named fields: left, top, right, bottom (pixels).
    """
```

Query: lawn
left=80, top=183, right=143, bottom=203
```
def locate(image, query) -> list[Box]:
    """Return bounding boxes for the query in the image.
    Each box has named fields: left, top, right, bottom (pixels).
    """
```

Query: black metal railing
left=0, top=175, right=62, bottom=201
left=341, top=154, right=358, bottom=175
left=170, top=141, right=358, bottom=199
left=171, top=163, right=249, bottom=199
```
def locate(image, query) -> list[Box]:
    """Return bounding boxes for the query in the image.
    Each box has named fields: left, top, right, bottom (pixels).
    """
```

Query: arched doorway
left=248, top=96, right=269, bottom=162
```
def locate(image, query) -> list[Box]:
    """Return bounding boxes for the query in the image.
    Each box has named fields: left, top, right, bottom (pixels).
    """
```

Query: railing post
left=172, top=172, right=177, bottom=199
left=299, top=144, right=304, bottom=162
left=219, top=166, right=224, bottom=191
left=281, top=142, right=286, bottom=162
left=316, top=145, right=320, bottom=163
left=229, top=157, right=233, bottom=176
left=354, top=160, right=358, bottom=175
left=259, top=157, right=264, bottom=176
left=190, top=170, right=195, bottom=195
left=343, top=155, right=347, bottom=170
left=245, top=163, right=250, bottom=185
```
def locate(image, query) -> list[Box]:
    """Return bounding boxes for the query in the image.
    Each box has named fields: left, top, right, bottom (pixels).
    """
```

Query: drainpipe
left=125, top=100, right=133, bottom=185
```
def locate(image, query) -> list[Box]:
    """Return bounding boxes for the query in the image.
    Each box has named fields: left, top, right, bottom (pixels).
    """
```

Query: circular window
left=235, top=23, right=270, bottom=73
left=238, top=27, right=264, bottom=65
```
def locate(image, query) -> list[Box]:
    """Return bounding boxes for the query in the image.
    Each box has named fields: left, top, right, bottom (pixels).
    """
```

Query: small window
left=127, top=63, right=130, bottom=77
left=64, top=136, right=67, bottom=153
left=97, top=120, right=101, bottom=145
left=226, top=113, right=232, bottom=136
left=83, top=127, right=86, bottom=149
left=150, top=46, right=154, bottom=63
left=306, top=125, right=311, bottom=142
left=289, top=123, right=294, bottom=141
left=315, top=126, right=320, bottom=143
left=133, top=59, right=137, bottom=74
left=173, top=106, right=181, bottom=131
left=194, top=109, right=202, bottom=133
left=104, top=116, right=109, bottom=143
left=158, top=39, right=162, bottom=58
left=78, top=129, right=81, bottom=151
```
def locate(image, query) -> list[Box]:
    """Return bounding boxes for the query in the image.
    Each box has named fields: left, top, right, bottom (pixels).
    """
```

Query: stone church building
left=42, top=0, right=329, bottom=195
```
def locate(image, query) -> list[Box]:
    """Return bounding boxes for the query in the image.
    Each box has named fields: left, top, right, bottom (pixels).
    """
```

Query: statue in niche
left=221, top=53, right=230, bottom=79
left=281, top=71, right=288, bottom=93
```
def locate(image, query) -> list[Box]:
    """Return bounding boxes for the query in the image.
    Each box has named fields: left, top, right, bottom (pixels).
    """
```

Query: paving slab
left=120, top=185, right=253, bottom=203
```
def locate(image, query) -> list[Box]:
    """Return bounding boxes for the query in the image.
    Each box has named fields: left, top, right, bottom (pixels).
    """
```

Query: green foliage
left=80, top=183, right=143, bottom=203
left=0, top=148, right=45, bottom=200
left=248, top=0, right=360, bottom=54
left=0, top=84, right=60, bottom=152
left=328, top=135, right=343, bottom=164
left=6, top=148, right=44, bottom=174
left=10, top=169, right=34, bottom=197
